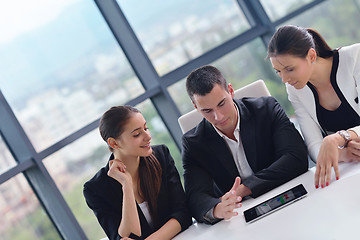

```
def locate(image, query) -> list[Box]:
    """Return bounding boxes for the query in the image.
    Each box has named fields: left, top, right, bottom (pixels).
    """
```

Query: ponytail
left=306, top=28, right=333, bottom=58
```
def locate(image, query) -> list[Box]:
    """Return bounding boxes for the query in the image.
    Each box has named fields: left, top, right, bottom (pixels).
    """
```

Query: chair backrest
left=178, top=80, right=271, bottom=133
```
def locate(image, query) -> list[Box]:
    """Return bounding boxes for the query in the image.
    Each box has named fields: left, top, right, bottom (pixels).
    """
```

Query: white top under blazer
left=286, top=43, right=360, bottom=162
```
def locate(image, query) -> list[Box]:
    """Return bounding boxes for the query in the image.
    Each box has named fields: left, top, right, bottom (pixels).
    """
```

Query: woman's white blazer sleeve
left=348, top=44, right=360, bottom=136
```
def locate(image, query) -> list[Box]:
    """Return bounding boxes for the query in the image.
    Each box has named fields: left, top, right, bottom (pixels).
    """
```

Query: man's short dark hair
left=186, top=65, right=228, bottom=101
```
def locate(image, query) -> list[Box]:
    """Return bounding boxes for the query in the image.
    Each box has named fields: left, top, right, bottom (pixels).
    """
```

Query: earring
left=312, top=61, right=315, bottom=64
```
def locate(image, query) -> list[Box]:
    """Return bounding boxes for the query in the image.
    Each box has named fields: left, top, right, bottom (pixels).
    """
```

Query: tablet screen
left=244, top=184, right=307, bottom=223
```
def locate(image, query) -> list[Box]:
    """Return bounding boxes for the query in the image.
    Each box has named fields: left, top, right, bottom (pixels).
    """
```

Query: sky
left=0, top=0, right=80, bottom=45
left=0, top=0, right=108, bottom=104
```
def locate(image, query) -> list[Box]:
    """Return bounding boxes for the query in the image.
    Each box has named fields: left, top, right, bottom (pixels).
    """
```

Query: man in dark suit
left=182, top=65, right=308, bottom=224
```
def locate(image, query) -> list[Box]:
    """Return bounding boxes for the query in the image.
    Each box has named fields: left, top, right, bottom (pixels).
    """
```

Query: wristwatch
left=337, top=130, right=351, bottom=149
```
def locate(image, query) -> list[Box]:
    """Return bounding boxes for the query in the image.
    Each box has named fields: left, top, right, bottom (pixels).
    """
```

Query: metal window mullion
left=95, top=0, right=183, bottom=148
left=0, top=91, right=87, bottom=240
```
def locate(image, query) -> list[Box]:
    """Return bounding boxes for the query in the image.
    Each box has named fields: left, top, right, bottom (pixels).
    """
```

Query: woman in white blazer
left=267, top=25, right=360, bottom=189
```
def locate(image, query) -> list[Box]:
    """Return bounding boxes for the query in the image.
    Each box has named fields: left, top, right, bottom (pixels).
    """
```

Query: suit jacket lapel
left=235, top=99, right=258, bottom=171
left=136, top=203, right=153, bottom=236
left=203, top=120, right=238, bottom=177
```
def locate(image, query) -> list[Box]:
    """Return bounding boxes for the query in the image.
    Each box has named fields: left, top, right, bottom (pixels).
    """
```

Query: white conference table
left=174, top=162, right=360, bottom=240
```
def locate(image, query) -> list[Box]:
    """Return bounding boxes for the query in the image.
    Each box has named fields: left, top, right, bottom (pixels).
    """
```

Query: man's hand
left=213, top=177, right=242, bottom=220
left=235, top=183, right=252, bottom=197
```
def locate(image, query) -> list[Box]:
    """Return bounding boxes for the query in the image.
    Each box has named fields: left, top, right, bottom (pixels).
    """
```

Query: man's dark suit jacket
left=182, top=97, right=308, bottom=223
left=83, top=145, right=192, bottom=240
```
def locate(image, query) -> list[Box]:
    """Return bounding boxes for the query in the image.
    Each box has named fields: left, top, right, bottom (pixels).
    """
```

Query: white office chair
left=178, top=80, right=271, bottom=134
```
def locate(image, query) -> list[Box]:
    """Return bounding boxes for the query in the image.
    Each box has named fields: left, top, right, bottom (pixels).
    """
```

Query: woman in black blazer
left=83, top=106, right=191, bottom=240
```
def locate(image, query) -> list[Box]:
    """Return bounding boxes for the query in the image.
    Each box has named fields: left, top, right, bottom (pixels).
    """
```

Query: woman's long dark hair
left=99, top=105, right=162, bottom=225
left=267, top=25, right=333, bottom=59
